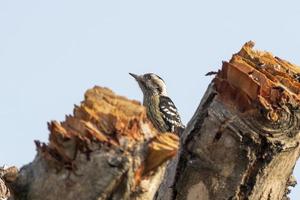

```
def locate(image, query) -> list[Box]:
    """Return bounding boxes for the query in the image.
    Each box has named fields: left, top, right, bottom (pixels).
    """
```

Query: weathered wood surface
left=172, top=41, right=300, bottom=200
left=2, top=42, right=300, bottom=200
left=7, top=87, right=178, bottom=200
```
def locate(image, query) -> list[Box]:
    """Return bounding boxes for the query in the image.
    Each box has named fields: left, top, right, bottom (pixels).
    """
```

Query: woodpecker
left=129, top=73, right=184, bottom=135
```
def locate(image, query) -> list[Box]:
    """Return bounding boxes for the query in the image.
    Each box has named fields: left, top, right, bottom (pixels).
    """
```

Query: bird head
left=129, top=73, right=167, bottom=96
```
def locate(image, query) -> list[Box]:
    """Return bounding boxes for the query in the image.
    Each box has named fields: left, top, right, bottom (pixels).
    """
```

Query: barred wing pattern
left=159, top=96, right=184, bottom=134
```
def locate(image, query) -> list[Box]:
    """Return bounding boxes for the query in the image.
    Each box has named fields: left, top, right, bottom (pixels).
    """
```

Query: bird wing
left=159, top=96, right=184, bottom=133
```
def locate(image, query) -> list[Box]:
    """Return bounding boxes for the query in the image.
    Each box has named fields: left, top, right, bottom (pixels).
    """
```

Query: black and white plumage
left=129, top=72, right=184, bottom=135
left=159, top=96, right=184, bottom=133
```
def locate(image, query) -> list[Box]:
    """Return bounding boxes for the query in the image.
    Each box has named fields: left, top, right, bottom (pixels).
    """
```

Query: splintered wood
left=10, top=42, right=300, bottom=200
left=172, top=42, right=300, bottom=200
left=16, top=86, right=180, bottom=200
left=144, top=133, right=179, bottom=174
left=215, top=41, right=300, bottom=121
left=36, top=86, right=178, bottom=179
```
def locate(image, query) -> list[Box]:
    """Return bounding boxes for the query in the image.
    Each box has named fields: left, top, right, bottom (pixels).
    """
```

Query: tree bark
left=170, top=41, right=300, bottom=200
left=2, top=41, right=300, bottom=200
left=6, top=87, right=179, bottom=200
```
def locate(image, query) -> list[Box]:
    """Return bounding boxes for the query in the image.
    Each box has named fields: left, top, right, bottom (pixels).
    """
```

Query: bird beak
left=129, top=73, right=140, bottom=81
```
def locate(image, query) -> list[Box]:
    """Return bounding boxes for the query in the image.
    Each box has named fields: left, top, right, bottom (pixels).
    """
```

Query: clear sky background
left=0, top=0, right=299, bottom=198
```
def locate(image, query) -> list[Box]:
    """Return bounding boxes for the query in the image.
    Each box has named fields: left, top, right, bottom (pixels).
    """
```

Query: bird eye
left=145, top=75, right=152, bottom=80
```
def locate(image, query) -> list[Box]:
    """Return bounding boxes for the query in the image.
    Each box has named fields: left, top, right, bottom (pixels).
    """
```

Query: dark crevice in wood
left=213, top=130, right=223, bottom=142
left=237, top=134, right=274, bottom=199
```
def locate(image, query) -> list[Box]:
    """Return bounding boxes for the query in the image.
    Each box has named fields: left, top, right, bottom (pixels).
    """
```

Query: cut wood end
left=214, top=41, right=300, bottom=122
left=143, top=133, right=179, bottom=175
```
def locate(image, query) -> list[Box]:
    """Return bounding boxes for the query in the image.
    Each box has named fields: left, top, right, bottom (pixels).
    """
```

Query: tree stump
left=172, top=41, right=300, bottom=200
left=3, top=41, right=300, bottom=200
left=8, top=87, right=179, bottom=200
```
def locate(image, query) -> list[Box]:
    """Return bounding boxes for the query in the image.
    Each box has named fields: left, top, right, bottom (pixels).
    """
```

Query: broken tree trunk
left=170, top=41, right=300, bottom=200
left=7, top=87, right=179, bottom=200
left=3, top=42, right=300, bottom=200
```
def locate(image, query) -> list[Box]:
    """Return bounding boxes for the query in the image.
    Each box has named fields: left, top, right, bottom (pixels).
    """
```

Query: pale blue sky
left=1, top=0, right=300, bottom=198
